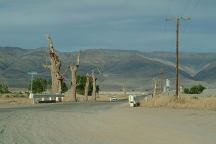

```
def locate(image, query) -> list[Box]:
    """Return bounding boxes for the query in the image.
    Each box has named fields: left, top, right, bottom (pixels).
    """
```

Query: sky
left=0, top=0, right=215, bottom=52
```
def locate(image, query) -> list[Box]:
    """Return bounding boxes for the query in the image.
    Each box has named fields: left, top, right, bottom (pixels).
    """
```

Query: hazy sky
left=0, top=0, right=215, bottom=52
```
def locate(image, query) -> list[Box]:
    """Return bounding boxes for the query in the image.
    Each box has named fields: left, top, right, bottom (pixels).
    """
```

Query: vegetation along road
left=0, top=102, right=215, bottom=144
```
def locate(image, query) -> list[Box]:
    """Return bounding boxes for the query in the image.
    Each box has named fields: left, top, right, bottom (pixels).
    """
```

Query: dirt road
left=0, top=102, right=215, bottom=144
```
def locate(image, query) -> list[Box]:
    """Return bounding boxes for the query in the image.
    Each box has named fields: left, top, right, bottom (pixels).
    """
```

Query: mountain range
left=0, top=47, right=216, bottom=91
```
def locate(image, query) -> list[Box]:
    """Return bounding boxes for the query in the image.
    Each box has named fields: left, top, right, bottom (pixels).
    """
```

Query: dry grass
left=0, top=97, right=32, bottom=105
left=140, top=96, right=216, bottom=111
left=0, top=93, right=32, bottom=105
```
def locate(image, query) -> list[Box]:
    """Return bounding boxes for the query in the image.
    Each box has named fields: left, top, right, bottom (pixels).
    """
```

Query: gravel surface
left=0, top=102, right=216, bottom=144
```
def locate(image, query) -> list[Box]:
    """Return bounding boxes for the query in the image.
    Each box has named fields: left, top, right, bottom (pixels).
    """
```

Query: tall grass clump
left=140, top=96, right=216, bottom=111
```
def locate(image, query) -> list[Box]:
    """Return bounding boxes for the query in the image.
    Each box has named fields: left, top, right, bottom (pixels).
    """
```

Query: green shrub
left=0, top=83, right=10, bottom=94
left=29, top=78, right=68, bottom=93
left=29, top=78, right=50, bottom=93
left=184, top=88, right=190, bottom=94
left=61, top=81, right=68, bottom=93
left=13, top=92, right=26, bottom=98
left=184, top=85, right=206, bottom=94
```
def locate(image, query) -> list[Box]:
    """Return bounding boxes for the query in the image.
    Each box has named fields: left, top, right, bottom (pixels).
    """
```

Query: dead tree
left=44, top=35, right=63, bottom=93
left=70, top=51, right=80, bottom=102
left=84, top=73, right=90, bottom=102
left=91, top=70, right=97, bottom=101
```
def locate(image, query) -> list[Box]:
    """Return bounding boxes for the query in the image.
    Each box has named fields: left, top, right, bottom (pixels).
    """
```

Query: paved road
left=0, top=102, right=216, bottom=144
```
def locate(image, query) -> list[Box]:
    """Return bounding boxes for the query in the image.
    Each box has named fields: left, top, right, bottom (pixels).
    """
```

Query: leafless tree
left=44, top=35, right=63, bottom=93
left=91, top=70, right=97, bottom=101
left=70, top=51, right=80, bottom=102
left=84, top=73, right=90, bottom=102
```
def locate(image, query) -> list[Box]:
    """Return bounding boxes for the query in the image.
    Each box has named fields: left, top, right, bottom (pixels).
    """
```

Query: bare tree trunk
left=44, top=35, right=63, bottom=93
left=70, top=52, right=80, bottom=102
left=84, top=73, right=90, bottom=102
left=71, top=66, right=78, bottom=102
left=92, top=71, right=96, bottom=101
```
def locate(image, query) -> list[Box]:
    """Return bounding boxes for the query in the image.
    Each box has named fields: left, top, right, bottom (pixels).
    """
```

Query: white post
left=27, top=72, right=38, bottom=93
left=129, top=95, right=136, bottom=107
left=29, top=93, right=33, bottom=99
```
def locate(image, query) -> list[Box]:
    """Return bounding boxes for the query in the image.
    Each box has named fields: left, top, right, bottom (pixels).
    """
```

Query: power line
left=181, top=0, right=201, bottom=48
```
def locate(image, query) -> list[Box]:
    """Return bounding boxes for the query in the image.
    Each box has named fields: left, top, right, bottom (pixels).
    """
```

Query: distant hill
left=0, top=47, right=216, bottom=90
left=144, top=51, right=216, bottom=76
left=194, top=62, right=216, bottom=81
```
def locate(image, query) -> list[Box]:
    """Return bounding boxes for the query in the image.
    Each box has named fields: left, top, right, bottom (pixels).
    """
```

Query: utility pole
left=123, top=83, right=127, bottom=97
left=159, top=68, right=164, bottom=93
left=152, top=79, right=158, bottom=97
left=167, top=16, right=190, bottom=98
left=27, top=72, right=38, bottom=93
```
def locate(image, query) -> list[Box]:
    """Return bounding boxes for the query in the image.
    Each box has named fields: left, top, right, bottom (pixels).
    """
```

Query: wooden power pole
left=159, top=68, right=164, bottom=94
left=176, top=18, right=180, bottom=98
left=167, top=16, right=190, bottom=98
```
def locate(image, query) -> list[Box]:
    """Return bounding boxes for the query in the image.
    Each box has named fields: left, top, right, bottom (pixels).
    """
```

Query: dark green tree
left=0, top=83, right=10, bottom=93
left=29, top=78, right=50, bottom=93
left=190, top=85, right=206, bottom=94
left=184, top=88, right=190, bottom=94
left=96, top=85, right=100, bottom=93
left=61, top=81, right=68, bottom=93
left=29, top=78, right=68, bottom=93
left=76, top=75, right=99, bottom=95
left=76, top=75, right=88, bottom=95
left=184, top=85, right=206, bottom=94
